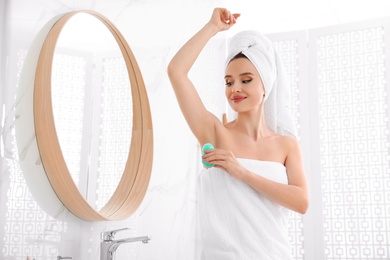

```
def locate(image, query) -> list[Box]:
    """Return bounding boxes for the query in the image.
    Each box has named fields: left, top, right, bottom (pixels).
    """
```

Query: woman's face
left=225, top=57, right=265, bottom=113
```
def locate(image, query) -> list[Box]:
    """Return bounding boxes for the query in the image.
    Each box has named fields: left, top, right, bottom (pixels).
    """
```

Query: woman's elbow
left=167, top=62, right=175, bottom=78
left=296, top=196, right=309, bottom=215
left=167, top=61, right=184, bottom=79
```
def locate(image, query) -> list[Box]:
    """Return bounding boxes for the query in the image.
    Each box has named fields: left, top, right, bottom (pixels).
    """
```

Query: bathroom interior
left=1, top=0, right=390, bottom=259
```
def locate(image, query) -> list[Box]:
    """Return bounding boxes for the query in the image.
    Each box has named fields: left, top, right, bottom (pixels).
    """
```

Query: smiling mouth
left=232, top=96, right=246, bottom=102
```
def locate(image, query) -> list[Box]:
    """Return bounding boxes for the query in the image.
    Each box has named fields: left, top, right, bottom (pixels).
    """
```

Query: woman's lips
left=231, top=96, right=246, bottom=102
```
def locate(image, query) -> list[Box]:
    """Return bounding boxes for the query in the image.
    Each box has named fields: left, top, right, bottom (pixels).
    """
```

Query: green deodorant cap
left=202, top=143, right=215, bottom=168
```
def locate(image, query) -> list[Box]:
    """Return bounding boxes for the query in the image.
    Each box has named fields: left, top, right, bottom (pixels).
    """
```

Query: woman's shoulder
left=266, top=131, right=295, bottom=141
left=273, top=133, right=297, bottom=144
left=263, top=134, right=299, bottom=165
left=267, top=133, right=299, bottom=153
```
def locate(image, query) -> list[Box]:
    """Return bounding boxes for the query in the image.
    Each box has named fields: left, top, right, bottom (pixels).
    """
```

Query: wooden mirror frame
left=34, top=10, right=153, bottom=221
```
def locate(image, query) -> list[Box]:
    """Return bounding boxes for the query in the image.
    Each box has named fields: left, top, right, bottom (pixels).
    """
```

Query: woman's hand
left=202, top=148, right=247, bottom=179
left=207, top=8, right=240, bottom=32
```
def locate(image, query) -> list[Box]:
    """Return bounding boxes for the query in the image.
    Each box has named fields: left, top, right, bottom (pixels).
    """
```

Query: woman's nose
left=232, top=86, right=242, bottom=93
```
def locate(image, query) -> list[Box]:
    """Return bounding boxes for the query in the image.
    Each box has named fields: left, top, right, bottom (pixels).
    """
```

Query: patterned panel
left=1, top=49, right=65, bottom=260
left=3, top=159, right=63, bottom=259
left=317, top=27, right=390, bottom=259
left=273, top=39, right=305, bottom=260
left=274, top=39, right=302, bottom=137
left=96, top=57, right=132, bottom=210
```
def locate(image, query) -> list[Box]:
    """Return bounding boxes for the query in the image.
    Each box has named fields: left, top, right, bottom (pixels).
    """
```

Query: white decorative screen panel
left=1, top=49, right=64, bottom=260
left=316, top=26, right=390, bottom=259
left=3, top=159, right=63, bottom=259
left=273, top=39, right=302, bottom=137
left=272, top=36, right=305, bottom=260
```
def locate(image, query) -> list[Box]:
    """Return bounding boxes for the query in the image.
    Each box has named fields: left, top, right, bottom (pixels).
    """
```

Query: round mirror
left=52, top=13, right=132, bottom=211
left=16, top=10, right=153, bottom=221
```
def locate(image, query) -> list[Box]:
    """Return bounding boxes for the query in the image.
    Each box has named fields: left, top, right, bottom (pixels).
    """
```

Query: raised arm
left=167, top=8, right=240, bottom=144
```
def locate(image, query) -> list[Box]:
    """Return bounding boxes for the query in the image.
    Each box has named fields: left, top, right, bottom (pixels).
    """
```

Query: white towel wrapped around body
left=197, top=159, right=293, bottom=260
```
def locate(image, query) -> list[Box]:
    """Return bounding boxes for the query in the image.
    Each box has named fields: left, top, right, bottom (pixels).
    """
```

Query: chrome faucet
left=100, top=227, right=151, bottom=260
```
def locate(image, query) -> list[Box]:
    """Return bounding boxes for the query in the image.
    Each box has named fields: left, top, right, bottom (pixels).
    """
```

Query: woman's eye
left=225, top=82, right=233, bottom=87
left=242, top=79, right=252, bottom=84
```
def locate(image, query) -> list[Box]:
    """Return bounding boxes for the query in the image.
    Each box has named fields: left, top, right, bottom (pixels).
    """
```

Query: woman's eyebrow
left=240, top=72, right=254, bottom=76
left=224, top=72, right=254, bottom=79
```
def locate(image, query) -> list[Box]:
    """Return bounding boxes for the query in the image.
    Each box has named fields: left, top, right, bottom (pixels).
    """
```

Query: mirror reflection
left=51, top=13, right=133, bottom=211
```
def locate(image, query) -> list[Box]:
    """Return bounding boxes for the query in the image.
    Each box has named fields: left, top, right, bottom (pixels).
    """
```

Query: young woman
left=168, top=8, right=309, bottom=259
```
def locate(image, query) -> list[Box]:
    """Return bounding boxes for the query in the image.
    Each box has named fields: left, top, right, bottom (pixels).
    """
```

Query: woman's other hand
left=208, top=8, right=240, bottom=32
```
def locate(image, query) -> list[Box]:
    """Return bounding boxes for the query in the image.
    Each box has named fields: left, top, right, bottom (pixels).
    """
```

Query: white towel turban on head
left=226, top=30, right=297, bottom=138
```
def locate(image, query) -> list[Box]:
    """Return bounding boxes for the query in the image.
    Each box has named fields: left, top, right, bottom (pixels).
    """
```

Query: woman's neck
left=233, top=109, right=272, bottom=141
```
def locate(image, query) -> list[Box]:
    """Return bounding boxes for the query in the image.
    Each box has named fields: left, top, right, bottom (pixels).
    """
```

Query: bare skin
left=167, top=8, right=309, bottom=214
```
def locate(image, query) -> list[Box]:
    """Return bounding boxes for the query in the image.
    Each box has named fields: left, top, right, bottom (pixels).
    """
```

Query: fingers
left=232, top=13, right=241, bottom=21
left=202, top=149, right=217, bottom=162
left=228, top=13, right=240, bottom=28
left=202, top=149, right=230, bottom=165
left=213, top=7, right=240, bottom=30
left=222, top=9, right=231, bottom=23
left=201, top=148, right=242, bottom=179
left=224, top=9, right=239, bottom=26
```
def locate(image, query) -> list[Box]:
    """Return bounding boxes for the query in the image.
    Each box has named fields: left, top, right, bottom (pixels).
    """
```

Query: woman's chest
left=216, top=132, right=287, bottom=164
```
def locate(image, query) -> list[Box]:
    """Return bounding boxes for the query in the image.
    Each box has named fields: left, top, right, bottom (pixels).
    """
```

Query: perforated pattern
left=318, top=27, right=390, bottom=259
left=274, top=39, right=305, bottom=260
